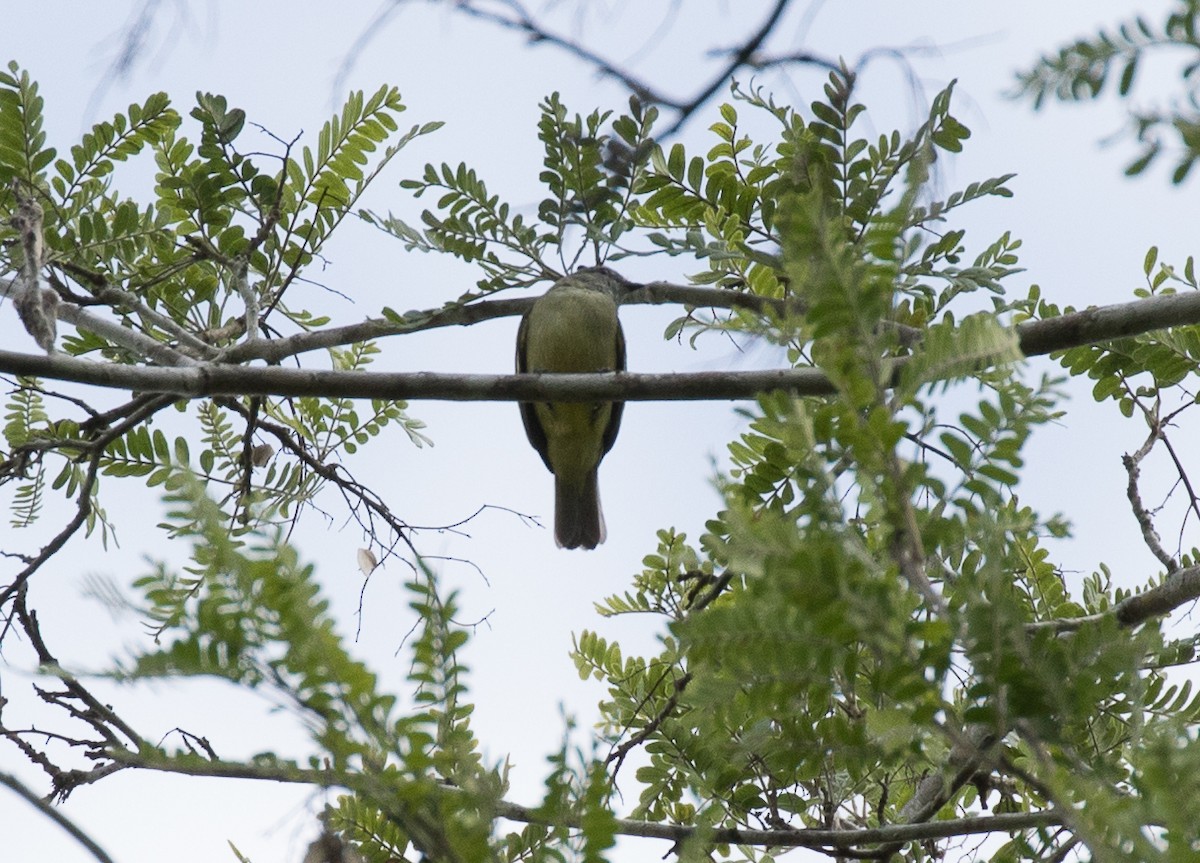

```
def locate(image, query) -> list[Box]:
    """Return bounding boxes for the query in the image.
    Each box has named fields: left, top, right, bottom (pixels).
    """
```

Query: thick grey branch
left=1026, top=564, right=1200, bottom=633
left=4, top=288, right=1200, bottom=402
left=1115, top=564, right=1200, bottom=627
left=1015, top=289, right=1200, bottom=356
left=221, top=284, right=1200, bottom=367
left=0, top=350, right=834, bottom=401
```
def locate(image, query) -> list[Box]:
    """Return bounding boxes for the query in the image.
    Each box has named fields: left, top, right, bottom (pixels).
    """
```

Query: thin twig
left=0, top=395, right=177, bottom=608
left=605, top=671, right=692, bottom=774
left=1122, top=421, right=1178, bottom=572
left=14, top=592, right=145, bottom=752
left=216, top=397, right=420, bottom=567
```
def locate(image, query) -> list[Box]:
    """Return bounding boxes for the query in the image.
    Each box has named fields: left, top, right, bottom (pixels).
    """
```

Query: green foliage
left=1015, top=1, right=1200, bottom=182
left=632, top=68, right=1016, bottom=350
left=128, top=474, right=398, bottom=757
left=560, top=66, right=1200, bottom=861
left=0, top=65, right=436, bottom=550
left=1016, top=247, right=1200, bottom=418
left=6, top=42, right=1200, bottom=863
left=328, top=795, right=414, bottom=863
left=0, top=61, right=54, bottom=187
left=1, top=378, right=49, bottom=527
left=899, top=313, right=1023, bottom=398
left=404, top=159, right=549, bottom=290
left=126, top=475, right=502, bottom=861
left=395, top=93, right=657, bottom=293
left=536, top=93, right=654, bottom=257
left=602, top=388, right=1057, bottom=831
left=119, top=474, right=632, bottom=862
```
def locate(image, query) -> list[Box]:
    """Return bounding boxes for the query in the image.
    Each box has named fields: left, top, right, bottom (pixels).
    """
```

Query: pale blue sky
left=1, top=3, right=1188, bottom=862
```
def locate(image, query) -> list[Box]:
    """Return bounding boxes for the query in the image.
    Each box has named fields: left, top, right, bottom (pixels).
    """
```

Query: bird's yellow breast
left=522, top=286, right=621, bottom=373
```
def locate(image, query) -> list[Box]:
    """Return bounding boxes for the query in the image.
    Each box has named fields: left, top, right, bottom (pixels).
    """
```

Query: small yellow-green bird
left=516, top=267, right=629, bottom=549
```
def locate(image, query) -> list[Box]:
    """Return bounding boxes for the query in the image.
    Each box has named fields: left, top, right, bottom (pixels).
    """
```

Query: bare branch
left=1123, top=423, right=1178, bottom=573
left=12, top=591, right=145, bottom=753
left=1115, top=564, right=1200, bottom=627
left=0, top=772, right=117, bottom=863
left=1026, top=563, right=1200, bottom=633
left=5, top=275, right=808, bottom=367
left=106, top=748, right=1061, bottom=850
left=4, top=288, right=1200, bottom=403
left=217, top=282, right=813, bottom=366
left=0, top=348, right=836, bottom=401
left=1013, top=290, right=1200, bottom=356
left=450, top=0, right=677, bottom=108
left=659, top=0, right=796, bottom=135
left=2, top=277, right=196, bottom=368
left=335, top=0, right=834, bottom=136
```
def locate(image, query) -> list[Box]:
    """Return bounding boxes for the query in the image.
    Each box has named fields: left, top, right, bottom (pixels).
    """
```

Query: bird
left=516, top=267, right=629, bottom=549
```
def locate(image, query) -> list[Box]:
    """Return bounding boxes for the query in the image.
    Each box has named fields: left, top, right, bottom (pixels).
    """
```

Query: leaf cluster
left=563, top=68, right=1200, bottom=861
left=1014, top=1, right=1200, bottom=182
left=125, top=475, right=502, bottom=861
left=391, top=93, right=658, bottom=293
left=8, top=45, right=1200, bottom=863
left=0, top=66, right=437, bottom=556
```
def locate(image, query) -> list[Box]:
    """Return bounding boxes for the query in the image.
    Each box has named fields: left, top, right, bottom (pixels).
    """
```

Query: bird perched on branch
left=516, top=267, right=630, bottom=549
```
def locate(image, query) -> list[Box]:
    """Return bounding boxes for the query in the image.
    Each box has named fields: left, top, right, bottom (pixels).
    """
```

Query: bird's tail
left=555, top=470, right=605, bottom=550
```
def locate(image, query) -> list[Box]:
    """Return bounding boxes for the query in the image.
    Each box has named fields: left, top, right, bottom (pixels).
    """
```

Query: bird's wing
left=600, top=319, right=626, bottom=458
left=516, top=310, right=553, bottom=472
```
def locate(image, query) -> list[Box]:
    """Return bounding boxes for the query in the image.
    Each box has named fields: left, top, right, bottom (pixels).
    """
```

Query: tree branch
left=660, top=0, right=795, bottom=135
left=4, top=289, right=1200, bottom=402
left=49, top=262, right=219, bottom=359
left=336, top=0, right=832, bottom=137
left=217, top=281, right=811, bottom=366
left=0, top=772, right=117, bottom=863
left=104, top=749, right=1060, bottom=850
left=1025, top=563, right=1200, bottom=633
left=215, top=397, right=421, bottom=566
left=448, top=0, right=676, bottom=108
left=6, top=275, right=807, bottom=367
left=1123, top=424, right=1178, bottom=573
left=0, top=349, right=836, bottom=401
left=1, top=276, right=196, bottom=367
left=1115, top=563, right=1200, bottom=627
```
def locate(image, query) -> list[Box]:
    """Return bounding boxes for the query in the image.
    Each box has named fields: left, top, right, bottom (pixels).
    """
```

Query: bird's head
left=559, top=266, right=639, bottom=298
